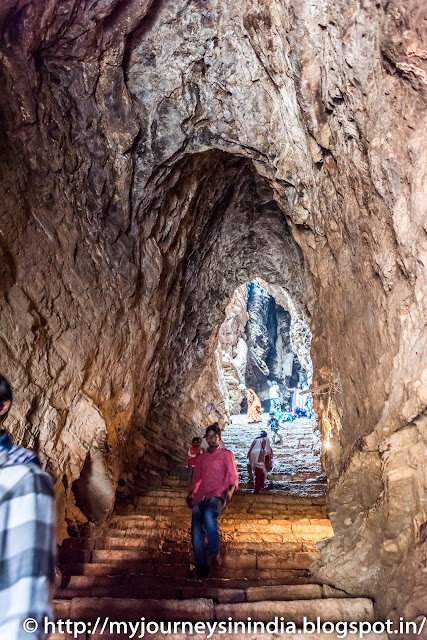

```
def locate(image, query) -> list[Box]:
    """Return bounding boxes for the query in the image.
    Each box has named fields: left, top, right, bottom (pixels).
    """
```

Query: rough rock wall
left=192, top=279, right=307, bottom=419
left=245, top=281, right=277, bottom=397
left=244, top=280, right=306, bottom=406
left=273, top=305, right=308, bottom=409
left=0, top=0, right=426, bottom=616
left=215, top=284, right=248, bottom=416
left=173, top=286, right=248, bottom=436
left=257, top=278, right=313, bottom=378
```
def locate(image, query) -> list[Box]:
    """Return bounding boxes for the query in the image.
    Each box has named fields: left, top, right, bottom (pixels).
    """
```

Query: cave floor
left=221, top=413, right=327, bottom=497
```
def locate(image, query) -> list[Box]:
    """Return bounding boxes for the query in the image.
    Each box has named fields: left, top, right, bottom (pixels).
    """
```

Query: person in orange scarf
left=245, top=388, right=262, bottom=423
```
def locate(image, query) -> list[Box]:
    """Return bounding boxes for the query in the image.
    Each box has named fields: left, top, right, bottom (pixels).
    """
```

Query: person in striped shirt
left=0, top=374, right=56, bottom=639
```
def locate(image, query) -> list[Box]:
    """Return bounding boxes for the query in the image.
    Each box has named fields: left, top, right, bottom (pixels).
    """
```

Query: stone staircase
left=52, top=471, right=381, bottom=639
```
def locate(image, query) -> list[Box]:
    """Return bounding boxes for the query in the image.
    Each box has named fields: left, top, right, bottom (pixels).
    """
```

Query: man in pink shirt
left=187, top=423, right=239, bottom=578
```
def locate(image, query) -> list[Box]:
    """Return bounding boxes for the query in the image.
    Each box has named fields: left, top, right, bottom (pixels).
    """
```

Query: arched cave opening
left=206, top=277, right=325, bottom=495
left=119, top=149, right=328, bottom=495
left=223, top=279, right=310, bottom=417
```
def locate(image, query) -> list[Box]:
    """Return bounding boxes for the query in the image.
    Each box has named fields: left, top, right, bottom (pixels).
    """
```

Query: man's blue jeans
left=191, top=497, right=224, bottom=576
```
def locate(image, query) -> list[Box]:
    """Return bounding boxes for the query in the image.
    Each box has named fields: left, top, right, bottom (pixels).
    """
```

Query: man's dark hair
left=0, top=374, right=12, bottom=424
left=205, top=422, right=221, bottom=436
left=192, top=437, right=201, bottom=445
left=0, top=375, right=12, bottom=404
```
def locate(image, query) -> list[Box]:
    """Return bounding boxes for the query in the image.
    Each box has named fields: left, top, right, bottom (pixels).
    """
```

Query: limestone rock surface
left=0, top=0, right=426, bottom=618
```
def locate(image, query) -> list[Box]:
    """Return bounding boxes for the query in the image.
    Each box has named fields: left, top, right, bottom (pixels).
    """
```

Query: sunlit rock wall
left=245, top=281, right=277, bottom=396
left=0, top=0, right=426, bottom=616
left=244, top=280, right=306, bottom=405
left=215, top=284, right=249, bottom=416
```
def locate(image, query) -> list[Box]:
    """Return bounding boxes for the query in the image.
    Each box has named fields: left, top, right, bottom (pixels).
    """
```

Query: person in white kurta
left=248, top=430, right=273, bottom=493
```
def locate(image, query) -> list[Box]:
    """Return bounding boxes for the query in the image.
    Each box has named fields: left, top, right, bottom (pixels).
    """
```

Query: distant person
left=248, top=429, right=273, bottom=494
left=0, top=374, right=56, bottom=640
left=187, top=437, right=202, bottom=486
left=187, top=423, right=238, bottom=578
left=285, top=382, right=307, bottom=416
left=268, top=411, right=282, bottom=445
left=245, top=388, right=262, bottom=423
left=269, top=382, right=282, bottom=413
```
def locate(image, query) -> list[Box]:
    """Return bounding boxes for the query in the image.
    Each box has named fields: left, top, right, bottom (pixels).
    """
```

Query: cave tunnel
left=0, top=0, right=426, bottom=631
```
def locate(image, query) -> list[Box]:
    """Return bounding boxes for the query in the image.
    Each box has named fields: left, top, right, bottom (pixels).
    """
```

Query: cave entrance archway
left=218, top=277, right=312, bottom=417
left=211, top=277, right=325, bottom=495
left=131, top=148, right=333, bottom=503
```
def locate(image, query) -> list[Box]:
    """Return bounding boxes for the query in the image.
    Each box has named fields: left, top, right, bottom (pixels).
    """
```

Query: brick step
left=103, top=523, right=331, bottom=539
left=136, top=491, right=327, bottom=500
left=166, top=490, right=329, bottom=503
left=60, top=534, right=326, bottom=551
left=61, top=537, right=316, bottom=555
left=113, top=547, right=313, bottom=570
left=142, top=489, right=190, bottom=498
left=157, top=480, right=187, bottom=488
left=89, top=531, right=322, bottom=547
left=108, top=512, right=329, bottom=526
left=127, top=509, right=329, bottom=522
left=100, top=527, right=191, bottom=540
left=225, top=509, right=327, bottom=518
left=139, top=487, right=328, bottom=501
left=135, top=497, right=189, bottom=507
left=91, top=539, right=310, bottom=554
left=164, top=541, right=308, bottom=553
left=59, top=562, right=311, bottom=581
left=53, top=597, right=213, bottom=622
left=89, top=536, right=320, bottom=562
left=133, top=495, right=326, bottom=509
left=60, top=547, right=314, bottom=570
left=128, top=509, right=328, bottom=524
left=53, top=596, right=374, bottom=623
left=115, top=503, right=328, bottom=516
left=56, top=582, right=351, bottom=604
left=103, top=522, right=331, bottom=542
left=56, top=583, right=325, bottom=603
left=215, top=597, right=374, bottom=623
left=58, top=573, right=314, bottom=593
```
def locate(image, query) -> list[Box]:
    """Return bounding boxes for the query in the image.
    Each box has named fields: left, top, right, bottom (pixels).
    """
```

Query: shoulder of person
left=0, top=459, right=54, bottom=501
left=222, top=447, right=235, bottom=457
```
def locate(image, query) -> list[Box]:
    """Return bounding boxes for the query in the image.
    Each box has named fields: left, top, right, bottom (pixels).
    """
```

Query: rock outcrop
left=245, top=281, right=277, bottom=396
left=215, top=284, right=248, bottom=416
left=244, top=280, right=306, bottom=406
left=0, top=0, right=426, bottom=618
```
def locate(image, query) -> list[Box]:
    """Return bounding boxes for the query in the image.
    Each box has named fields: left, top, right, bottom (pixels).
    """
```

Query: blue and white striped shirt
left=0, top=430, right=56, bottom=639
